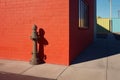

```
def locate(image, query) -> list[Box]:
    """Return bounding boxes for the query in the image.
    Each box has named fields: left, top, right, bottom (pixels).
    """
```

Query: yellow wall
left=97, top=18, right=110, bottom=34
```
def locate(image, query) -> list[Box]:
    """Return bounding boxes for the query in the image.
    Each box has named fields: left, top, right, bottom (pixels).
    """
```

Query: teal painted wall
left=112, top=19, right=120, bottom=32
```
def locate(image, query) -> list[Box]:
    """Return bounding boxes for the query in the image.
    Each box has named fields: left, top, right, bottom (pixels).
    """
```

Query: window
left=79, top=0, right=89, bottom=28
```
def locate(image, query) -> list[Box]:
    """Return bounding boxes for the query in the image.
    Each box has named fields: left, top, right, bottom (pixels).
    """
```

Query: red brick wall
left=0, top=0, right=95, bottom=65
left=0, top=0, right=69, bottom=65
left=69, top=0, right=95, bottom=63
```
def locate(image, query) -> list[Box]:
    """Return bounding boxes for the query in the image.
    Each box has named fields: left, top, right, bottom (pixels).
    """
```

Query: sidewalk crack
left=56, top=66, right=69, bottom=79
left=20, top=65, right=35, bottom=74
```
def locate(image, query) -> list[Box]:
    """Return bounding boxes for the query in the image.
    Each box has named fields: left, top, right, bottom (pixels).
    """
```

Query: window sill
left=78, top=26, right=89, bottom=30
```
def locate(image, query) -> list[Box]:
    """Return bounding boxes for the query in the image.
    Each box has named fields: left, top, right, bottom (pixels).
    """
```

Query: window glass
left=79, top=0, right=89, bottom=28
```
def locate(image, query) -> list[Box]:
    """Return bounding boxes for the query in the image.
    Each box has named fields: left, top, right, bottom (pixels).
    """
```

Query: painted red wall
left=0, top=0, right=95, bottom=65
left=69, top=0, right=95, bottom=63
left=0, top=0, right=69, bottom=65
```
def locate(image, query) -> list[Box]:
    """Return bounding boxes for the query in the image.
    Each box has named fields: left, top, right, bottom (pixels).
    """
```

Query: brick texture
left=0, top=0, right=69, bottom=65
left=0, top=0, right=95, bottom=65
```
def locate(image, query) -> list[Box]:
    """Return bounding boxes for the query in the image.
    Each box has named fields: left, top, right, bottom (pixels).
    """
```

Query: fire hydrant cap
left=32, top=25, right=37, bottom=30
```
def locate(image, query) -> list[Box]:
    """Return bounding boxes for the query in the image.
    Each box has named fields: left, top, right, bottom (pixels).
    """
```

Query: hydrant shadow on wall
left=30, top=25, right=48, bottom=65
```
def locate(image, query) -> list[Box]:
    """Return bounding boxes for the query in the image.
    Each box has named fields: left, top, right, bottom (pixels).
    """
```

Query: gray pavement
left=0, top=60, right=66, bottom=80
left=0, top=38, right=120, bottom=80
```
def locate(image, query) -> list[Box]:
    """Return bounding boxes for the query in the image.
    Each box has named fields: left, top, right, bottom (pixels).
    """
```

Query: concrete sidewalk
left=0, top=39, right=120, bottom=80
left=0, top=60, right=67, bottom=80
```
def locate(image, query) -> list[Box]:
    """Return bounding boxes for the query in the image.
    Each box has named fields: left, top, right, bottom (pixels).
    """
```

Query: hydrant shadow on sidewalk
left=30, top=25, right=48, bottom=65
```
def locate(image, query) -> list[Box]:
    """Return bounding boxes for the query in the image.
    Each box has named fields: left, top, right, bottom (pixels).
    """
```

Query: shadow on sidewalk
left=72, top=38, right=120, bottom=64
left=71, top=23, right=120, bottom=64
left=0, top=71, right=55, bottom=80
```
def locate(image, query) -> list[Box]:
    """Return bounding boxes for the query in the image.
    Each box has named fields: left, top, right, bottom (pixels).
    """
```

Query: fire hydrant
left=30, top=25, right=40, bottom=65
